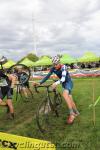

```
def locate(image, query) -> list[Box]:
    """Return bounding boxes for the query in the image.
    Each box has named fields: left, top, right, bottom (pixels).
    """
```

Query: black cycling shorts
left=0, top=86, right=13, bottom=100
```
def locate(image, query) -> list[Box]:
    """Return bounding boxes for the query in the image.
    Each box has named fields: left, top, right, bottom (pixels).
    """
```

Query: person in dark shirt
left=0, top=54, right=18, bottom=120
left=15, top=68, right=30, bottom=99
left=33, top=56, right=79, bottom=124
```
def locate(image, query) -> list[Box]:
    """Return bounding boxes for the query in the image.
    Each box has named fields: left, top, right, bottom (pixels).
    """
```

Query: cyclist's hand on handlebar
left=51, top=83, right=57, bottom=90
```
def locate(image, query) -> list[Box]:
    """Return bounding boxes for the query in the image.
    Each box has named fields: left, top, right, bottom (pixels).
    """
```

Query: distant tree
left=17, top=58, right=24, bottom=64
left=39, top=55, right=51, bottom=59
left=27, top=53, right=38, bottom=62
left=17, top=53, right=39, bottom=63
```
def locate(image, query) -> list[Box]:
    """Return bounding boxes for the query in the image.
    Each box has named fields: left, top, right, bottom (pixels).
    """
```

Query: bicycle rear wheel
left=8, top=64, right=31, bottom=84
left=36, top=99, right=53, bottom=133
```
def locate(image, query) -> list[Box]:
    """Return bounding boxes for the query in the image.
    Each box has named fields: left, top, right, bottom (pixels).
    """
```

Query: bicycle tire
left=56, top=93, right=62, bottom=106
left=36, top=99, right=53, bottom=133
left=49, top=92, right=63, bottom=117
left=7, top=64, right=31, bottom=84
left=49, top=96, right=59, bottom=117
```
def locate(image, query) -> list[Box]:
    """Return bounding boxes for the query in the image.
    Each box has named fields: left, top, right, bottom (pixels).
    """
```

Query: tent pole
left=92, top=77, right=96, bottom=127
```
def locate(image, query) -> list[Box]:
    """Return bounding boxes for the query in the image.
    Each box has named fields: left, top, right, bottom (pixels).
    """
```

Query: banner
left=0, top=132, right=56, bottom=150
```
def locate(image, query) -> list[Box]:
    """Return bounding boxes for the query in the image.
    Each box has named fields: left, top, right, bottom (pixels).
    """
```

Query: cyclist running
left=33, top=56, right=79, bottom=124
left=0, top=56, right=16, bottom=119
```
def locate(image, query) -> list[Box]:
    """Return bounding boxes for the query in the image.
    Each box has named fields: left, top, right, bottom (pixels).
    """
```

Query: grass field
left=0, top=77, right=100, bottom=150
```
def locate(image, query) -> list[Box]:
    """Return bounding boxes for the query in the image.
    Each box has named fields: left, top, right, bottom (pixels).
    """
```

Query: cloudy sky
left=0, top=0, right=100, bottom=61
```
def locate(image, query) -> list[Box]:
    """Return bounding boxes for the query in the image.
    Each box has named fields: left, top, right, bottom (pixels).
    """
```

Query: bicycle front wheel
left=55, top=93, right=62, bottom=106
left=36, top=99, right=53, bottom=133
left=49, top=92, right=63, bottom=117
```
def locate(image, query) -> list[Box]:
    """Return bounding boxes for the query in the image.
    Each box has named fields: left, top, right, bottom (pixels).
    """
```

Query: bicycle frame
left=15, top=83, right=34, bottom=102
left=35, top=85, right=56, bottom=109
left=35, top=84, right=62, bottom=133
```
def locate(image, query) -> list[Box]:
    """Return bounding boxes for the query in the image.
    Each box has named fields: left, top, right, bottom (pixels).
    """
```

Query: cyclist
left=33, top=56, right=79, bottom=124
left=14, top=68, right=30, bottom=99
left=0, top=56, right=16, bottom=119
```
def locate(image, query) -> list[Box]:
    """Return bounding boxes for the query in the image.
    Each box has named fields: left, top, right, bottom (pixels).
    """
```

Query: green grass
left=0, top=77, right=100, bottom=150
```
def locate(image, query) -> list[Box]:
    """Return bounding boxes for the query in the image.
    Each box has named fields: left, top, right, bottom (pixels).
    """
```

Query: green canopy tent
left=20, top=58, right=35, bottom=67
left=60, top=54, right=76, bottom=64
left=3, top=60, right=16, bottom=68
left=34, top=56, right=52, bottom=66
left=78, top=52, right=99, bottom=63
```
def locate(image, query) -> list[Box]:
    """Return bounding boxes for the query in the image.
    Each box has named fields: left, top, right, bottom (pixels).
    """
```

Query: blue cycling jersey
left=40, top=65, right=72, bottom=84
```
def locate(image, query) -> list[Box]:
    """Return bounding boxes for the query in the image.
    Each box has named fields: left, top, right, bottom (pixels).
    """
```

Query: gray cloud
left=0, top=0, right=100, bottom=61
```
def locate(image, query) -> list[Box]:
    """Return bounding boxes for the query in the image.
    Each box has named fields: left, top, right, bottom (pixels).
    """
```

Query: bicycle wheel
left=55, top=93, right=62, bottom=106
left=49, top=97, right=59, bottom=117
left=50, top=92, right=62, bottom=117
left=36, top=99, right=53, bottom=133
left=7, top=64, right=31, bottom=84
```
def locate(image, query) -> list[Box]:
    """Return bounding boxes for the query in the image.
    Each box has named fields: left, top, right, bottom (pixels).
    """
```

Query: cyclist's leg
left=62, top=81, right=74, bottom=112
left=6, top=87, right=14, bottom=119
left=22, top=87, right=27, bottom=96
left=62, top=81, right=76, bottom=124
left=69, top=94, right=79, bottom=116
left=67, top=80, right=79, bottom=115
left=62, top=89, right=76, bottom=124
left=20, top=84, right=29, bottom=98
left=24, top=82, right=32, bottom=97
left=6, top=99, right=14, bottom=113
left=21, top=83, right=32, bottom=99
left=0, top=87, right=7, bottom=106
left=62, top=89, right=74, bottom=114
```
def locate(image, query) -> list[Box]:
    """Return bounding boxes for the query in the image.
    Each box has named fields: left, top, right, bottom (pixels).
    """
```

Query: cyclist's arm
left=55, top=65, right=67, bottom=85
left=39, top=72, right=52, bottom=84
left=39, top=68, right=54, bottom=84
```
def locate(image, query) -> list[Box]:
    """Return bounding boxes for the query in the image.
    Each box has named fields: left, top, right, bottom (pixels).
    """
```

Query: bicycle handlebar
left=34, top=84, right=56, bottom=93
left=35, top=84, right=52, bottom=88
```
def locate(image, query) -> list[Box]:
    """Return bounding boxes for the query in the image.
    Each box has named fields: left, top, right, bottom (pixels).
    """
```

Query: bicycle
left=15, top=83, right=34, bottom=102
left=35, top=84, right=62, bottom=133
left=8, top=64, right=34, bottom=102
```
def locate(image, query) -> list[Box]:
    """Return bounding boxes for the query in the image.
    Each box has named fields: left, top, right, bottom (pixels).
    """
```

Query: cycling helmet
left=52, top=56, right=60, bottom=65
